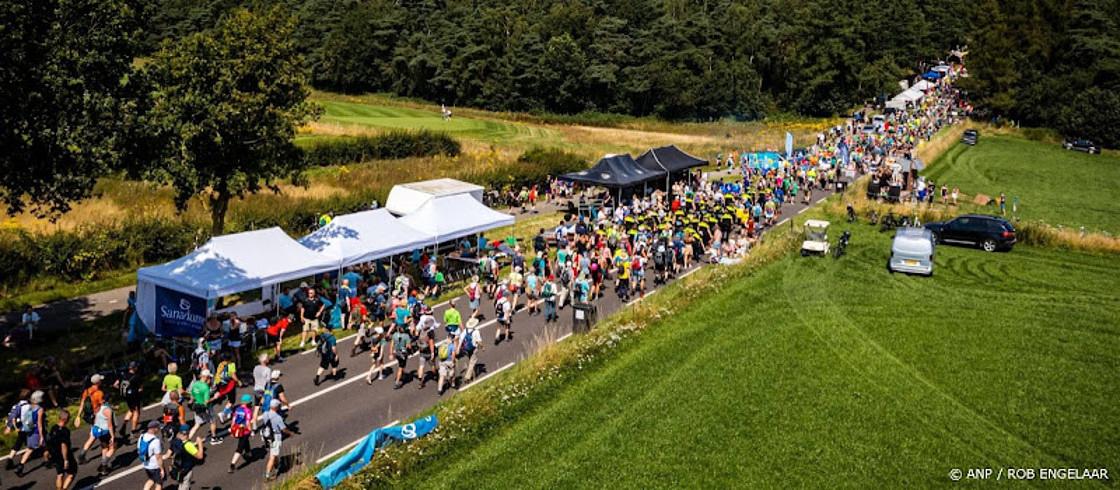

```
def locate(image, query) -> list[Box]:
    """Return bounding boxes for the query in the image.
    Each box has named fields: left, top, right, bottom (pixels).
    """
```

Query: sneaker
left=209, top=436, right=222, bottom=445
left=313, top=375, right=320, bottom=386
left=229, top=463, right=236, bottom=473
left=14, top=463, right=24, bottom=477
left=393, top=382, right=402, bottom=390
left=79, top=449, right=87, bottom=464
left=299, top=341, right=305, bottom=349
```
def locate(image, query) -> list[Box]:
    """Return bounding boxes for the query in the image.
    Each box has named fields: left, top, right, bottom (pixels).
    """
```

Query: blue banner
left=317, top=415, right=439, bottom=489
left=838, top=140, right=850, bottom=166
left=154, top=285, right=207, bottom=337
left=785, top=132, right=794, bottom=159
left=747, top=152, right=782, bottom=171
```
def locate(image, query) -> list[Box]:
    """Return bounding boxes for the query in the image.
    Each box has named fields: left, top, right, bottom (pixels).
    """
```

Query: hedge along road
left=7, top=185, right=833, bottom=490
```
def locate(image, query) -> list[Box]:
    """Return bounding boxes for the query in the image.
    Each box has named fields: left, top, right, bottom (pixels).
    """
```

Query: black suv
left=924, top=214, right=1016, bottom=252
left=961, top=128, right=978, bottom=145
left=1063, top=138, right=1100, bottom=154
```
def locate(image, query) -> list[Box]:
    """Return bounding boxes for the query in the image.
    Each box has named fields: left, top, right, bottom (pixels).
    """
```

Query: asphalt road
left=4, top=185, right=834, bottom=490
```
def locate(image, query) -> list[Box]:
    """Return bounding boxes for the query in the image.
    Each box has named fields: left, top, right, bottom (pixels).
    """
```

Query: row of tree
left=1, top=2, right=316, bottom=234
left=961, top=0, right=1120, bottom=147
left=148, top=0, right=973, bottom=119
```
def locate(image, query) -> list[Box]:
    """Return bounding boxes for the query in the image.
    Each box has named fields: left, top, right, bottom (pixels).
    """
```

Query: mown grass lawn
left=394, top=218, right=1120, bottom=487
left=922, top=135, right=1120, bottom=234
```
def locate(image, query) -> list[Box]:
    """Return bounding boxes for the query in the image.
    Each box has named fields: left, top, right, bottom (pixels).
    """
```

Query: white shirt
left=252, top=365, right=272, bottom=392
left=140, top=434, right=162, bottom=469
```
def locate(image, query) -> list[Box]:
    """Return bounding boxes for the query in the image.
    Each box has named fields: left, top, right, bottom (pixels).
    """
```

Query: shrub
left=301, top=130, right=461, bottom=167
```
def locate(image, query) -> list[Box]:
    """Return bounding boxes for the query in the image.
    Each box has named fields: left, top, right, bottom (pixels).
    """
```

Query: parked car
left=1063, top=138, right=1100, bottom=154
left=961, top=128, right=978, bottom=145
left=888, top=227, right=935, bottom=276
left=872, top=114, right=886, bottom=131
left=924, top=214, right=1016, bottom=252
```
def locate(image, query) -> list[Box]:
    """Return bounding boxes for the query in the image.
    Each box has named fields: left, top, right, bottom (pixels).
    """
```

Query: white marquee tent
left=136, top=228, right=337, bottom=335
left=399, top=193, right=514, bottom=243
left=385, top=178, right=484, bottom=216
left=911, top=79, right=936, bottom=91
left=299, top=209, right=434, bottom=268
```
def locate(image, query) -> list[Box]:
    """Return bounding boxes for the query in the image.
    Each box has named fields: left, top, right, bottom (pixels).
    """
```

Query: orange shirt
left=83, top=386, right=104, bottom=411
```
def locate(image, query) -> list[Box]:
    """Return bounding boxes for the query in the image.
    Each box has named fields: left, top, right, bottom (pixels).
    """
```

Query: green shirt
left=443, top=308, right=462, bottom=327
left=163, top=374, right=183, bottom=394
left=189, top=380, right=211, bottom=406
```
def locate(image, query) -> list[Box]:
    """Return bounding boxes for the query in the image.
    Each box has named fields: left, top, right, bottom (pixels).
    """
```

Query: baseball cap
left=179, top=424, right=191, bottom=434
left=270, top=370, right=282, bottom=380
left=269, top=399, right=281, bottom=409
left=148, top=420, right=161, bottom=430
left=90, top=374, right=103, bottom=384
left=199, top=369, right=212, bottom=378
left=240, top=394, right=253, bottom=404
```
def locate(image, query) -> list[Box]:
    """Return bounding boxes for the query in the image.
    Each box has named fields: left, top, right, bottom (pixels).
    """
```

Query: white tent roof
left=299, top=209, right=434, bottom=268
left=385, top=178, right=484, bottom=216
left=138, top=227, right=337, bottom=300
left=895, top=88, right=925, bottom=102
left=885, top=98, right=908, bottom=110
left=911, top=80, right=935, bottom=91
left=398, top=193, right=514, bottom=242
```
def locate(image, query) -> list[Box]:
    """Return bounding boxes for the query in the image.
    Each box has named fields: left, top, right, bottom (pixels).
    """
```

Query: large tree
left=0, top=0, right=144, bottom=217
left=143, top=6, right=320, bottom=235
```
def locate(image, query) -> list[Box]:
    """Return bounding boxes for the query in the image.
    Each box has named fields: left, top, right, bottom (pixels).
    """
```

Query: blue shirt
left=338, top=285, right=355, bottom=302
left=342, top=272, right=362, bottom=290
left=278, top=293, right=293, bottom=310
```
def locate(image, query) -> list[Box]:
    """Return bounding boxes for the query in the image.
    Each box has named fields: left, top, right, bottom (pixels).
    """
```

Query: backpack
left=317, top=335, right=332, bottom=357
left=138, top=434, right=156, bottom=464
left=230, top=405, right=252, bottom=438
left=438, top=342, right=454, bottom=361
left=261, top=383, right=280, bottom=410
left=462, top=330, right=476, bottom=353
left=393, top=334, right=411, bottom=357
left=161, top=402, right=180, bottom=425
left=19, top=405, right=37, bottom=433
left=6, top=401, right=26, bottom=431
left=216, top=361, right=232, bottom=383
left=257, top=413, right=276, bottom=442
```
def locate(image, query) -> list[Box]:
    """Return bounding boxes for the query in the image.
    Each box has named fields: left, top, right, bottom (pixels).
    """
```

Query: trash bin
left=572, top=302, right=598, bottom=334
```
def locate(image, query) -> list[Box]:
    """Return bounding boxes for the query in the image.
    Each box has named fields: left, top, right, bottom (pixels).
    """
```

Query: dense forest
left=961, top=0, right=1120, bottom=147
left=146, top=0, right=973, bottom=119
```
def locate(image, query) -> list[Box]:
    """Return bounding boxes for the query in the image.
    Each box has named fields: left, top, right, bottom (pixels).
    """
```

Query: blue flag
left=785, top=132, right=794, bottom=159
left=316, top=415, right=439, bottom=489
left=838, top=140, right=850, bottom=166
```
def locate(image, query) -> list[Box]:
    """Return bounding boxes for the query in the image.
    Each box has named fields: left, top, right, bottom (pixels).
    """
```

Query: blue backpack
left=462, top=330, right=476, bottom=353
left=6, top=401, right=26, bottom=430
left=138, top=434, right=155, bottom=463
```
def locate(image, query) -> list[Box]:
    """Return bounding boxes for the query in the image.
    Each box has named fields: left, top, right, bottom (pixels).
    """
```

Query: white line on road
left=816, top=197, right=827, bottom=204
left=797, top=207, right=808, bottom=214
left=776, top=218, right=790, bottom=227
left=315, top=419, right=400, bottom=464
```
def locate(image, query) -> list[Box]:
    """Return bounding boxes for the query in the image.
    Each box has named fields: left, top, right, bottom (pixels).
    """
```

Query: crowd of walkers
left=2, top=71, right=966, bottom=490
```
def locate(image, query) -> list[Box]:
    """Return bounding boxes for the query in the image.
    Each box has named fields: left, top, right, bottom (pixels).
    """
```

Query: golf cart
left=801, top=219, right=831, bottom=256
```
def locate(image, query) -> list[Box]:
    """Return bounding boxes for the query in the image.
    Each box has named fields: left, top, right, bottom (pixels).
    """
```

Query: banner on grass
left=785, top=132, right=794, bottom=159
left=154, top=285, right=206, bottom=337
left=316, top=415, right=439, bottom=489
left=747, top=152, right=782, bottom=171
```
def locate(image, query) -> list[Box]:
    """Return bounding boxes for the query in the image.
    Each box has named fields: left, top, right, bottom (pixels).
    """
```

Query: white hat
left=269, top=399, right=281, bottom=409
left=270, top=370, right=282, bottom=380
left=30, top=390, right=44, bottom=404
left=199, top=369, right=212, bottom=378
left=90, top=374, right=103, bottom=384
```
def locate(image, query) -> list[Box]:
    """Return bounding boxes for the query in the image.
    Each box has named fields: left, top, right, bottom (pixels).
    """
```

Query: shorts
left=126, top=396, right=143, bottom=411
left=207, top=339, right=223, bottom=352
left=439, top=361, right=455, bottom=378
left=13, top=431, right=28, bottom=450
left=235, top=436, right=251, bottom=456
left=193, top=405, right=213, bottom=424
left=228, top=340, right=242, bottom=348
left=395, top=354, right=409, bottom=368
left=145, top=467, right=163, bottom=483
left=268, top=438, right=282, bottom=456
left=319, top=355, right=339, bottom=370
left=468, top=298, right=480, bottom=310
left=302, top=319, right=320, bottom=332
left=91, top=426, right=112, bottom=445
left=54, top=458, right=78, bottom=476
left=497, top=317, right=509, bottom=326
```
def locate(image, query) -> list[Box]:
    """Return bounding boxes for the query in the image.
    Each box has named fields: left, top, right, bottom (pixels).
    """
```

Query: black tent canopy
left=635, top=145, right=707, bottom=173
left=562, top=154, right=665, bottom=188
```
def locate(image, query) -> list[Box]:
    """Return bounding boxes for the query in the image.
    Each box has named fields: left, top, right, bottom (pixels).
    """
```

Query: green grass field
left=395, top=219, right=1120, bottom=487
left=923, top=135, right=1120, bottom=234
left=313, top=99, right=558, bottom=146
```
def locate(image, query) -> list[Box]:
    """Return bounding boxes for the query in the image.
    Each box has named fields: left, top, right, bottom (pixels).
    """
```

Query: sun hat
left=199, top=369, right=212, bottom=378
left=270, top=370, right=282, bottom=380
left=466, top=318, right=480, bottom=329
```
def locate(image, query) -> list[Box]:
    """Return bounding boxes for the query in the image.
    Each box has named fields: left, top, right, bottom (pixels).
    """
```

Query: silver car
left=889, top=227, right=935, bottom=276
